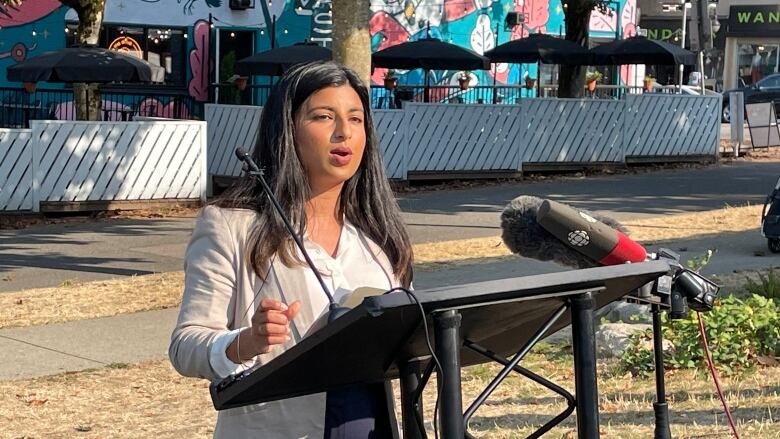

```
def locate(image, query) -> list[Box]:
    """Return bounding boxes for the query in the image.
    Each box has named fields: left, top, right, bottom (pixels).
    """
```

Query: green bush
left=620, top=294, right=780, bottom=377
left=744, top=267, right=780, bottom=300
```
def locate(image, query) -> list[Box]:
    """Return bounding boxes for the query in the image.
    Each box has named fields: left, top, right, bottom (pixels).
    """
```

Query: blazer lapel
left=271, top=259, right=329, bottom=340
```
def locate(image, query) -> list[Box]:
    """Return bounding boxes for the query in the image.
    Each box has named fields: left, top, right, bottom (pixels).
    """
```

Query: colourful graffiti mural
left=0, top=0, right=638, bottom=95
left=369, top=0, right=637, bottom=89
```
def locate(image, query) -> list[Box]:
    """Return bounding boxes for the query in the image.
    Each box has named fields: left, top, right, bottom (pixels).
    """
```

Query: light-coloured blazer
left=169, top=206, right=401, bottom=438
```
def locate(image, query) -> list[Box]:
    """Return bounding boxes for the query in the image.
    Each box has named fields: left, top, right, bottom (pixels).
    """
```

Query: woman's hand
left=227, top=298, right=301, bottom=364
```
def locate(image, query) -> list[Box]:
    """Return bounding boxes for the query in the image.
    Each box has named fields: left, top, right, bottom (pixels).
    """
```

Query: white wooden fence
left=520, top=99, right=625, bottom=164
left=1, top=120, right=207, bottom=212
left=2, top=97, right=719, bottom=211
left=205, top=104, right=262, bottom=178
left=398, top=104, right=524, bottom=175
left=623, top=95, right=721, bottom=159
left=380, top=95, right=719, bottom=177
left=374, top=109, right=409, bottom=180
left=205, top=97, right=720, bottom=181
left=0, top=129, right=33, bottom=211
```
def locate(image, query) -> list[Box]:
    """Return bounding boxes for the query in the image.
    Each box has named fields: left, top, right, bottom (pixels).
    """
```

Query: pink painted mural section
left=0, top=0, right=59, bottom=28
left=188, top=20, right=211, bottom=102
left=369, top=11, right=411, bottom=85
left=53, top=98, right=191, bottom=121
left=516, top=0, right=550, bottom=37
left=138, top=98, right=192, bottom=119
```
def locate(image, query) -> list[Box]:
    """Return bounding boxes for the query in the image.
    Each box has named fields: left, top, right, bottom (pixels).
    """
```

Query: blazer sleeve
left=169, top=205, right=239, bottom=382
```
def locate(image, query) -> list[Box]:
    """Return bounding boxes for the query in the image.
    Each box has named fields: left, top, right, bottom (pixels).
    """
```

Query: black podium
left=211, top=261, right=670, bottom=438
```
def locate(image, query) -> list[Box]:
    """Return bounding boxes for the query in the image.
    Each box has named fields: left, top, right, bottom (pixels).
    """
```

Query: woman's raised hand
left=250, top=298, right=301, bottom=353
left=227, top=298, right=301, bottom=363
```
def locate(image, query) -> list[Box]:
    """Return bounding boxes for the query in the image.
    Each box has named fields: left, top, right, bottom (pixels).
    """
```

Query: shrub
left=620, top=294, right=780, bottom=377
left=744, top=267, right=780, bottom=300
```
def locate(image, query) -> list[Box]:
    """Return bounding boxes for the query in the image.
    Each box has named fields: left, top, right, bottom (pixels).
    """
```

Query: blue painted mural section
left=0, top=6, right=68, bottom=86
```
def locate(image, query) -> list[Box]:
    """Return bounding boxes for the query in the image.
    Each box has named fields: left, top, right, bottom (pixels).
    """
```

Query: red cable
left=696, top=311, right=741, bottom=439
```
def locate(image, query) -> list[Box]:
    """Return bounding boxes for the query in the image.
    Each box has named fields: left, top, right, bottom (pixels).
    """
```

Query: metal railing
left=370, top=85, right=539, bottom=108
left=370, top=84, right=663, bottom=108
left=0, top=87, right=199, bottom=128
left=539, top=84, right=648, bottom=99
left=210, top=84, right=273, bottom=107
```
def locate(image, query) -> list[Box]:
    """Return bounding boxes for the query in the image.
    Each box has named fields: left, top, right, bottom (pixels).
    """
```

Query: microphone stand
left=641, top=246, right=717, bottom=439
left=637, top=274, right=673, bottom=439
left=235, top=148, right=350, bottom=323
left=651, top=303, right=672, bottom=439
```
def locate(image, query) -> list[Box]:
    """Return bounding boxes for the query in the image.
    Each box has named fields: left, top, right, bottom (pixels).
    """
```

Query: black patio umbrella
left=484, top=33, right=590, bottom=65
left=589, top=36, right=696, bottom=66
left=372, top=38, right=491, bottom=71
left=235, top=43, right=332, bottom=76
left=372, top=38, right=490, bottom=102
left=484, top=34, right=591, bottom=98
left=6, top=46, right=155, bottom=83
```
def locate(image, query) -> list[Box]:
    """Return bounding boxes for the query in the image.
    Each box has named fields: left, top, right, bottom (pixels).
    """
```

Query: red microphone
left=536, top=199, right=647, bottom=265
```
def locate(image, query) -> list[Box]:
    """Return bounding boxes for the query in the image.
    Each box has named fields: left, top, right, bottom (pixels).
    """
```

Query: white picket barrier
left=0, top=96, right=709, bottom=214
left=205, top=103, right=263, bottom=178
left=0, top=128, right=34, bottom=211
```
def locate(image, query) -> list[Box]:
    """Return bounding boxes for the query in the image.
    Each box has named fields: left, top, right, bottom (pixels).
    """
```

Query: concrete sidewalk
left=2, top=225, right=776, bottom=380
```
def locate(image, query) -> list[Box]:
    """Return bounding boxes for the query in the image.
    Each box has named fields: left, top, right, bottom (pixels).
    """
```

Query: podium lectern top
left=211, top=261, right=669, bottom=410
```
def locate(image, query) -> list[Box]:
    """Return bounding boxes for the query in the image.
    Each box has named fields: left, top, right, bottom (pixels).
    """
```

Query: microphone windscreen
left=500, top=196, right=598, bottom=268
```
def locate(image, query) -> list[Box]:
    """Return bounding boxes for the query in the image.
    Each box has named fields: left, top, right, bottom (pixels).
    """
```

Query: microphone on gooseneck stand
left=234, top=148, right=350, bottom=323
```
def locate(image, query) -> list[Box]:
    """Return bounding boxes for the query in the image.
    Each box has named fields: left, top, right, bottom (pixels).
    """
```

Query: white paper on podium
left=304, top=287, right=387, bottom=338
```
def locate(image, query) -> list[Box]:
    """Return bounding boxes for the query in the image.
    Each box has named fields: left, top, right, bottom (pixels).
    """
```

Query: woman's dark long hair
left=216, top=61, right=413, bottom=287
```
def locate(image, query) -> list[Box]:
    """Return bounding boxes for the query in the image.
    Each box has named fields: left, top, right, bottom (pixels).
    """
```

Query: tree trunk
left=559, top=1, right=594, bottom=98
left=61, top=0, right=105, bottom=120
left=72, top=83, right=101, bottom=121
left=331, top=0, right=371, bottom=85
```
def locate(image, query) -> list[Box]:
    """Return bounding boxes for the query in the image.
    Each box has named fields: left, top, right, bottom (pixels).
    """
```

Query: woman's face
left=294, top=84, right=366, bottom=193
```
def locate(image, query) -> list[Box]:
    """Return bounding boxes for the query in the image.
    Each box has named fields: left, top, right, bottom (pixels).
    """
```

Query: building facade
left=0, top=0, right=639, bottom=102
left=719, top=0, right=780, bottom=90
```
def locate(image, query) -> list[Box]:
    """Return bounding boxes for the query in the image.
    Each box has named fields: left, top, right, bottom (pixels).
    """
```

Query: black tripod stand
left=634, top=247, right=719, bottom=439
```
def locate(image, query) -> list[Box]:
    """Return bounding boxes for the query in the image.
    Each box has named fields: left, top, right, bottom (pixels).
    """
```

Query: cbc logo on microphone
left=567, top=230, right=590, bottom=247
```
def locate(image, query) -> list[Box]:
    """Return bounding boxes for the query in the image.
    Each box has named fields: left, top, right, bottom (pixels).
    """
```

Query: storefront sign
left=109, top=36, right=143, bottom=58
left=639, top=19, right=687, bottom=45
left=728, top=5, right=780, bottom=37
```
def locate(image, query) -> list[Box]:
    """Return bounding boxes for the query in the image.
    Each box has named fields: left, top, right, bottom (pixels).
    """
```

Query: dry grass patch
left=440, top=354, right=780, bottom=438
left=0, top=360, right=215, bottom=439
left=624, top=204, right=763, bottom=243
left=2, top=354, right=778, bottom=438
left=0, top=272, right=183, bottom=329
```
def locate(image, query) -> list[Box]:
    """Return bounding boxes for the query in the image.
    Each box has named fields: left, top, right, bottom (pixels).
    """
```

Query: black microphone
left=235, top=148, right=350, bottom=323
left=500, top=195, right=637, bottom=268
